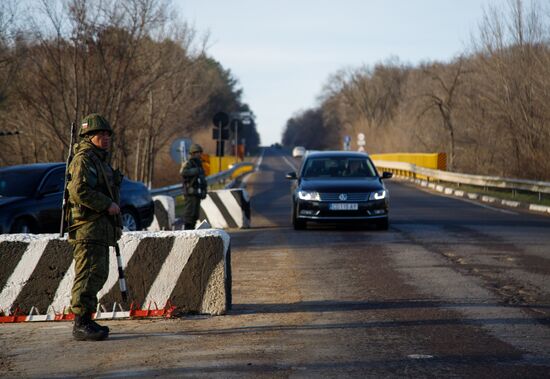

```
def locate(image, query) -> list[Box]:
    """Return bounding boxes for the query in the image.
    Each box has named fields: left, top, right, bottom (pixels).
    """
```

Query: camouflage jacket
left=67, top=140, right=123, bottom=246
left=180, top=157, right=207, bottom=198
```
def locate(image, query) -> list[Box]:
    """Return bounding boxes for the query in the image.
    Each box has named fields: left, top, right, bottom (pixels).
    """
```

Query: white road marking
left=409, top=181, right=520, bottom=216
left=256, top=148, right=265, bottom=170
left=457, top=197, right=519, bottom=215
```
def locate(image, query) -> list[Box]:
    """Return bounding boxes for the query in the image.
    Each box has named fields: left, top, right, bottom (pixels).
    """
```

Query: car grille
left=319, top=192, right=370, bottom=202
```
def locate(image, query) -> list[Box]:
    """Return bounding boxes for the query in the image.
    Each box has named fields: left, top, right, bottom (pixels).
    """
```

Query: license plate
left=329, top=203, right=358, bottom=211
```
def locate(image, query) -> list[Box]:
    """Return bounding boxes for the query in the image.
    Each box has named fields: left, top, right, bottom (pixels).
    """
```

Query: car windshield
left=302, top=157, right=377, bottom=178
left=0, top=169, right=44, bottom=197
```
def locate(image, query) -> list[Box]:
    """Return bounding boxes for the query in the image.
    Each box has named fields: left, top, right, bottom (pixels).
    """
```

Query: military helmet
left=189, top=144, right=203, bottom=154
left=79, top=113, right=113, bottom=137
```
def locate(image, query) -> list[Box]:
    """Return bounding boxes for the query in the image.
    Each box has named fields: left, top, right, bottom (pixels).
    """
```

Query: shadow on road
left=231, top=299, right=550, bottom=314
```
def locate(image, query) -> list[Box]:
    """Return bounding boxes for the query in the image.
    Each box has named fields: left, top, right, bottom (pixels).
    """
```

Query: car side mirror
left=381, top=171, right=393, bottom=180
left=285, top=172, right=297, bottom=180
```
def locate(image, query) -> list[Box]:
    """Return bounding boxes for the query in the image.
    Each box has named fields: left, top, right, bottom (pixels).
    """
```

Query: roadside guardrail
left=373, top=159, right=550, bottom=200
left=151, top=162, right=255, bottom=197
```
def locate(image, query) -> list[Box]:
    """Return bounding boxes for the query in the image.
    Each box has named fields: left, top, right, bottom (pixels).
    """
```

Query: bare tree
left=414, top=58, right=468, bottom=170
left=471, top=0, right=550, bottom=178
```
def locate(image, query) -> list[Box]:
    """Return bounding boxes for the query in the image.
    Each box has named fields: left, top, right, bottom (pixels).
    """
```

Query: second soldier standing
left=180, top=144, right=207, bottom=230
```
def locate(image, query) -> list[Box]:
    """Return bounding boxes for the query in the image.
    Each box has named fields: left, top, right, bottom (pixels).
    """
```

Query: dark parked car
left=286, top=151, right=392, bottom=230
left=0, top=163, right=154, bottom=234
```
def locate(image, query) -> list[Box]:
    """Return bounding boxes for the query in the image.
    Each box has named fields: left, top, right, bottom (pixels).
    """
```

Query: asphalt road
left=1, top=147, right=549, bottom=378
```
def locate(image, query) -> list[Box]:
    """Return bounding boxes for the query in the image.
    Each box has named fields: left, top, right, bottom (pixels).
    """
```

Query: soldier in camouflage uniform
left=67, top=113, right=123, bottom=341
left=180, top=144, right=207, bottom=230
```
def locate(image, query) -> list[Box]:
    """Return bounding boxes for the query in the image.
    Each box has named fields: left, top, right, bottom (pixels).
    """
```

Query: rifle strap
left=96, top=157, right=115, bottom=201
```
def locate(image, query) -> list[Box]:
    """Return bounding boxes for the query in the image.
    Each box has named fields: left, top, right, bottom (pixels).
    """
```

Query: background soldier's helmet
left=79, top=113, right=113, bottom=137
left=189, top=144, right=203, bottom=154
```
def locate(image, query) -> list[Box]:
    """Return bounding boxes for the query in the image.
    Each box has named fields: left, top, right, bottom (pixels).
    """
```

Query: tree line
left=0, top=0, right=260, bottom=187
left=282, top=0, right=550, bottom=180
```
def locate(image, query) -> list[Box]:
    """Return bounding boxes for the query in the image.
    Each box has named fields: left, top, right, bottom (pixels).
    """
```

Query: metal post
left=234, top=120, right=239, bottom=162
left=218, top=121, right=222, bottom=173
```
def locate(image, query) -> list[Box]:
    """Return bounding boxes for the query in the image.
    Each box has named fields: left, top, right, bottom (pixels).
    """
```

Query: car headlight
left=369, top=190, right=387, bottom=200
left=298, top=190, right=320, bottom=201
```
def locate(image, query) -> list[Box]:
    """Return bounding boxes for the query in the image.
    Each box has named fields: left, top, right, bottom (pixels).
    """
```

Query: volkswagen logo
left=338, top=193, right=348, bottom=201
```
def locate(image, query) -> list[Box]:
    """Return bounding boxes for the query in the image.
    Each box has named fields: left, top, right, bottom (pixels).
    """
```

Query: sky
left=175, top=0, right=491, bottom=146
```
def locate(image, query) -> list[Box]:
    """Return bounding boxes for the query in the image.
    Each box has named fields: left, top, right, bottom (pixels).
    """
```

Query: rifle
left=59, top=122, right=77, bottom=237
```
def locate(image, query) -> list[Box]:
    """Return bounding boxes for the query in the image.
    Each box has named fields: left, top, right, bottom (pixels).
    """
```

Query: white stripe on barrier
left=49, top=260, right=75, bottom=313
left=0, top=239, right=49, bottom=312
left=142, top=234, right=196, bottom=308
left=217, top=191, right=246, bottom=228
left=201, top=196, right=228, bottom=229
left=49, top=237, right=142, bottom=311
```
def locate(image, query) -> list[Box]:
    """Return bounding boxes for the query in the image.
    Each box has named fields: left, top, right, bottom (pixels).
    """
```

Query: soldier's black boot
left=73, top=314, right=108, bottom=341
left=184, top=223, right=195, bottom=230
left=86, top=313, right=110, bottom=335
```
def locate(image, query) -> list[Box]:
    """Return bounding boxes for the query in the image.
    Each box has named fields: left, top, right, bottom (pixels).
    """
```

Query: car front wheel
left=122, top=208, right=139, bottom=231
left=292, top=203, right=306, bottom=230
left=11, top=218, right=33, bottom=234
left=376, top=217, right=389, bottom=231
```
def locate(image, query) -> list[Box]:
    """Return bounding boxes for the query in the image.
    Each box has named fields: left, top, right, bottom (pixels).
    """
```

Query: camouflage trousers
left=70, top=242, right=109, bottom=315
left=182, top=195, right=201, bottom=229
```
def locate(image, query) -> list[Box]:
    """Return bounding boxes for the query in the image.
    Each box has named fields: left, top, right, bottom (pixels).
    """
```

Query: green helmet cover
left=79, top=113, right=113, bottom=137
left=189, top=144, right=203, bottom=154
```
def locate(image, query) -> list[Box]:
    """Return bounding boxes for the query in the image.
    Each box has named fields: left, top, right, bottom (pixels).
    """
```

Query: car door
left=36, top=167, right=65, bottom=232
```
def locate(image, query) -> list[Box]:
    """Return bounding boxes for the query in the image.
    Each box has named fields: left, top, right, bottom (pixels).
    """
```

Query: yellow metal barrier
left=230, top=164, right=254, bottom=179
left=209, top=156, right=238, bottom=174
left=209, top=156, right=253, bottom=179
left=370, top=153, right=447, bottom=170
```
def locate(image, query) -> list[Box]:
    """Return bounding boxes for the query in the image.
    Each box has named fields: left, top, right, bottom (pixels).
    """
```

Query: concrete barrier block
left=148, top=195, right=176, bottom=231
left=529, top=204, right=550, bottom=214
left=501, top=200, right=520, bottom=208
left=0, top=230, right=231, bottom=317
left=199, top=189, right=250, bottom=229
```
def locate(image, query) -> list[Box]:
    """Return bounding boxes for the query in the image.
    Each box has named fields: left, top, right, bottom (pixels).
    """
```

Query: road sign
left=170, top=138, right=192, bottom=163
left=212, top=112, right=229, bottom=128
left=357, top=133, right=366, bottom=146
left=343, top=135, right=351, bottom=151
left=213, top=111, right=230, bottom=141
